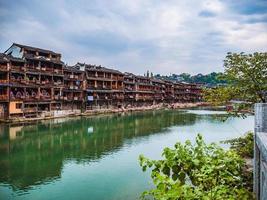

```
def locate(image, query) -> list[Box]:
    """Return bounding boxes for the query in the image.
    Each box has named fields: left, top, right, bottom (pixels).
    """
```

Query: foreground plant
left=223, top=131, right=253, bottom=158
left=139, top=134, right=254, bottom=199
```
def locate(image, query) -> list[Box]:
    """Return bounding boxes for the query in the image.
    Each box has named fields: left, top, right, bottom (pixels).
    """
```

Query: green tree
left=205, top=52, right=267, bottom=107
left=139, top=134, right=253, bottom=199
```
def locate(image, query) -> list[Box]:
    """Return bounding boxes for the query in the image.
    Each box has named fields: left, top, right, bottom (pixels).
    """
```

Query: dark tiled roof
left=13, top=43, right=61, bottom=56
left=151, top=78, right=165, bottom=84
left=0, top=53, right=25, bottom=63
left=64, top=65, right=84, bottom=73
left=76, top=63, right=123, bottom=75
left=136, top=75, right=150, bottom=80
left=124, top=72, right=136, bottom=78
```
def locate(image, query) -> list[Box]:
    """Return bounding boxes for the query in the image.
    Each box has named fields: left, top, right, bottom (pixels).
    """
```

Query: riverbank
left=1, top=102, right=209, bottom=123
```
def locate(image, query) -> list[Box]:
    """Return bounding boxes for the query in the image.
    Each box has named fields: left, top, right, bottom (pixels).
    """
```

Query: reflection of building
left=0, top=110, right=197, bottom=191
left=0, top=43, right=202, bottom=120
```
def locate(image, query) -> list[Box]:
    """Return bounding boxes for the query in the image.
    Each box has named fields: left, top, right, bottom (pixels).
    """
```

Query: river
left=0, top=109, right=254, bottom=200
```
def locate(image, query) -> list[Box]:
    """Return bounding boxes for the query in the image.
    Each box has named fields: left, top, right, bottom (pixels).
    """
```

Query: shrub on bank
left=223, top=131, right=253, bottom=158
left=139, top=134, right=254, bottom=200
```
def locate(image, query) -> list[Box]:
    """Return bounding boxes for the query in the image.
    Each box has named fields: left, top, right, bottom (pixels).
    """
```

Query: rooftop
left=10, top=43, right=61, bottom=56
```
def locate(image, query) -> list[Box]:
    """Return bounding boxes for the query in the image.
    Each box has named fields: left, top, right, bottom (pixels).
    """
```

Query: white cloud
left=0, top=0, right=266, bottom=75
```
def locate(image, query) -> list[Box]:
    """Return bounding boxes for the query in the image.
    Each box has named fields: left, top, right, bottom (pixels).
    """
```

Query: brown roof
left=151, top=78, right=165, bottom=84
left=64, top=65, right=84, bottom=73
left=0, top=53, right=25, bottom=63
left=136, top=75, right=150, bottom=80
left=12, top=43, right=61, bottom=56
left=77, top=63, right=123, bottom=75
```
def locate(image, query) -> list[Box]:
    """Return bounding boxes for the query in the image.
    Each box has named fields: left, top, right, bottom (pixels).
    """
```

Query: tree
left=139, top=134, right=253, bottom=199
left=205, top=52, right=267, bottom=108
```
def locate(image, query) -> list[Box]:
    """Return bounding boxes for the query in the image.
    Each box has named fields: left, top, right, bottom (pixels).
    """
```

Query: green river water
left=0, top=109, right=254, bottom=200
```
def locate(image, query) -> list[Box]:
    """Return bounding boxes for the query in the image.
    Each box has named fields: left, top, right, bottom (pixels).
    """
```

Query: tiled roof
left=13, top=43, right=61, bottom=56
left=64, top=65, right=84, bottom=73
left=0, top=53, right=25, bottom=63
left=76, top=63, right=123, bottom=75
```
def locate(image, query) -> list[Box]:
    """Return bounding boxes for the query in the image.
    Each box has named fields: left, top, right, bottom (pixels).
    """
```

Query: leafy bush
left=139, top=134, right=254, bottom=199
left=223, top=131, right=253, bottom=158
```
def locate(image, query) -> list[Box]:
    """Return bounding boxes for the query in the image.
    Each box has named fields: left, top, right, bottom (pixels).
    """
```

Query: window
left=16, top=103, right=22, bottom=109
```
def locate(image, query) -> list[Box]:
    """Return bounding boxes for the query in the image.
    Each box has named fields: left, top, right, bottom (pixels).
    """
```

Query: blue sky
left=0, top=0, right=266, bottom=75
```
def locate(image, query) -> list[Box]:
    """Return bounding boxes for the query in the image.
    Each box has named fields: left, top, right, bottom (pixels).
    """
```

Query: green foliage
left=139, top=134, right=253, bottom=200
left=222, top=132, right=254, bottom=191
left=205, top=52, right=267, bottom=106
left=223, top=131, right=254, bottom=158
left=154, top=72, right=227, bottom=86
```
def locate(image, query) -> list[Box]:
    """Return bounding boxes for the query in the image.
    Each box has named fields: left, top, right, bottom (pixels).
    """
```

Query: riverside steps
left=254, top=103, right=267, bottom=200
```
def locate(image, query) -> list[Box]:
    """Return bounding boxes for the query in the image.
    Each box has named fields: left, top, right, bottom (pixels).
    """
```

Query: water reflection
left=0, top=110, right=204, bottom=191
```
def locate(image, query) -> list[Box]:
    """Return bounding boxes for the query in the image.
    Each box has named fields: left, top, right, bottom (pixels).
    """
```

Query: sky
left=0, top=0, right=267, bottom=75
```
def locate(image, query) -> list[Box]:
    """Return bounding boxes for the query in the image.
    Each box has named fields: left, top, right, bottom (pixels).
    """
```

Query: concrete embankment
left=1, top=102, right=209, bottom=123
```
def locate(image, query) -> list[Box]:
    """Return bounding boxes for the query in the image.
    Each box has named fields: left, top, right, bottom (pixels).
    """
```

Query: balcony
left=0, top=80, right=8, bottom=84
left=54, top=81, right=63, bottom=87
left=40, top=90, right=52, bottom=100
left=0, top=65, right=9, bottom=71
left=24, top=91, right=39, bottom=101
left=63, top=96, right=73, bottom=101
left=73, top=96, right=83, bottom=101
left=54, top=95, right=62, bottom=100
left=54, top=69, right=63, bottom=75
left=11, top=65, right=26, bottom=73
left=27, top=66, right=41, bottom=72
left=40, top=95, right=52, bottom=101
left=10, top=77, right=26, bottom=85
left=116, top=76, right=124, bottom=81
left=23, top=107, right=38, bottom=113
left=10, top=92, right=25, bottom=101
left=113, top=95, right=124, bottom=100
left=0, top=95, right=8, bottom=101
left=26, top=79, right=40, bottom=86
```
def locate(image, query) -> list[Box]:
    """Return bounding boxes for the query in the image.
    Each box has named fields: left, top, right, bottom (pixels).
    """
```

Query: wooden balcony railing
left=11, top=66, right=26, bottom=72
left=27, top=66, right=41, bottom=72
left=73, top=96, right=83, bottom=101
left=23, top=107, right=38, bottom=113
left=54, top=81, right=63, bottom=86
left=54, top=69, right=63, bottom=75
left=40, top=95, right=52, bottom=100
left=0, top=80, right=8, bottom=84
left=0, top=65, right=9, bottom=71
left=0, top=95, right=8, bottom=101
left=10, top=78, right=26, bottom=84
left=63, top=96, right=73, bottom=101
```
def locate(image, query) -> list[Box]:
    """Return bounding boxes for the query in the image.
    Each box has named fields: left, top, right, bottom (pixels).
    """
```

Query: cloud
left=199, top=10, right=217, bottom=17
left=0, top=0, right=266, bottom=75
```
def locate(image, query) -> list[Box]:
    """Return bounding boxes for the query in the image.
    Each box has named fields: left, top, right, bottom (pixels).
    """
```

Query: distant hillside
left=153, top=72, right=227, bottom=87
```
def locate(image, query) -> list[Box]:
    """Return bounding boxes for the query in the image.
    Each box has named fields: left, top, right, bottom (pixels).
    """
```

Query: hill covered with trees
left=153, top=72, right=227, bottom=87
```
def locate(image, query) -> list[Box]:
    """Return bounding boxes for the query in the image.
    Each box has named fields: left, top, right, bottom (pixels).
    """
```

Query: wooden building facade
left=0, top=43, right=202, bottom=120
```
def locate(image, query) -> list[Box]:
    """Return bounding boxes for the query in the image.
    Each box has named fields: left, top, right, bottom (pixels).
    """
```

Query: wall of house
left=9, top=101, right=23, bottom=114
